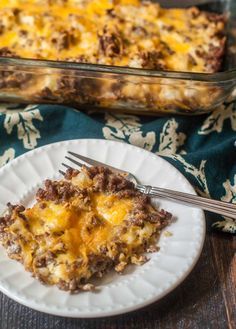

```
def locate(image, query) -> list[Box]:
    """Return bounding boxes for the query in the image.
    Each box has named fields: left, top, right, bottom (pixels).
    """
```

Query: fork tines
left=60, top=151, right=125, bottom=177
left=60, top=151, right=101, bottom=176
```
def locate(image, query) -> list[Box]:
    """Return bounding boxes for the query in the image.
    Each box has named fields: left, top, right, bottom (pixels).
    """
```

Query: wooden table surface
left=0, top=224, right=235, bottom=329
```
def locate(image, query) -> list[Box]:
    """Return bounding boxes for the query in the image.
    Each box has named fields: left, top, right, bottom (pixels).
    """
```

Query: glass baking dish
left=0, top=0, right=235, bottom=115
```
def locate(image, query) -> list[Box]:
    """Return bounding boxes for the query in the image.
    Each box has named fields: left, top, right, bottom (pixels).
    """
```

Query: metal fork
left=59, top=151, right=236, bottom=219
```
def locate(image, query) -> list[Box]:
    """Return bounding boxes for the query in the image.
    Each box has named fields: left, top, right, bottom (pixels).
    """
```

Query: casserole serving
left=0, top=0, right=235, bottom=115
left=0, top=166, right=171, bottom=292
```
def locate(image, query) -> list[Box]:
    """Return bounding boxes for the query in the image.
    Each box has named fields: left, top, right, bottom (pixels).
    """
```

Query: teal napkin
left=0, top=103, right=235, bottom=233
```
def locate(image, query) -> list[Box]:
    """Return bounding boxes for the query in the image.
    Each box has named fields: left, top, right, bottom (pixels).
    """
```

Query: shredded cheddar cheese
left=0, top=0, right=225, bottom=73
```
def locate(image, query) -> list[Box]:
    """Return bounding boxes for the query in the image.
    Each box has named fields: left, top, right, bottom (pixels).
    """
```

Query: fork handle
left=137, top=185, right=236, bottom=219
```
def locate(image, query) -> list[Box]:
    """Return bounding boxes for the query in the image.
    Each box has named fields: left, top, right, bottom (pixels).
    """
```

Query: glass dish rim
left=1, top=57, right=236, bottom=83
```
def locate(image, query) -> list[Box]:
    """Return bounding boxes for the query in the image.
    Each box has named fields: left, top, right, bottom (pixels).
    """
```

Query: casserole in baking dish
left=0, top=0, right=235, bottom=114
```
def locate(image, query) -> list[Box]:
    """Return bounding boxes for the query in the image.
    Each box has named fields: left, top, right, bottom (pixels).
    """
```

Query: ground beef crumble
left=36, top=179, right=88, bottom=203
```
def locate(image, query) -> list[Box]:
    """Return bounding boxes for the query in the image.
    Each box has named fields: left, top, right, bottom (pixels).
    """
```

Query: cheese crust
left=0, top=166, right=171, bottom=292
left=0, top=0, right=225, bottom=73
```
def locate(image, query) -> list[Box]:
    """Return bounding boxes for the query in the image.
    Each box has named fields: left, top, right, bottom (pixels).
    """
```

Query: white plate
left=0, top=139, right=205, bottom=318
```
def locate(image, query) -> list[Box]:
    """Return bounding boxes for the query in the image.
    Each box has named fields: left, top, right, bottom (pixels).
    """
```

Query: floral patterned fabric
left=0, top=103, right=235, bottom=233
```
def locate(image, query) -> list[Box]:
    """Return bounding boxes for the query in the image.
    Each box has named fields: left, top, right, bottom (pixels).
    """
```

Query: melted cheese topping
left=23, top=193, right=133, bottom=260
left=94, top=193, right=133, bottom=225
left=0, top=0, right=225, bottom=72
left=7, top=192, right=135, bottom=283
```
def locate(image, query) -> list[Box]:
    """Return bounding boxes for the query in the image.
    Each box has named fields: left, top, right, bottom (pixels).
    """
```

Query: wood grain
left=0, top=226, right=235, bottom=329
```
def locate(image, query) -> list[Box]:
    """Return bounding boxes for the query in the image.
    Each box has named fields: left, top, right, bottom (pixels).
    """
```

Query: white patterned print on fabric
left=212, top=175, right=236, bottom=233
left=103, top=113, right=156, bottom=151
left=161, top=154, right=209, bottom=195
left=156, top=118, right=209, bottom=194
left=0, top=148, right=15, bottom=167
left=198, top=103, right=236, bottom=135
left=0, top=104, right=43, bottom=149
left=158, top=118, right=186, bottom=155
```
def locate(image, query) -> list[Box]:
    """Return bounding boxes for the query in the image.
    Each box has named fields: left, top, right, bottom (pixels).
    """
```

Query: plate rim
left=0, top=138, right=206, bottom=318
